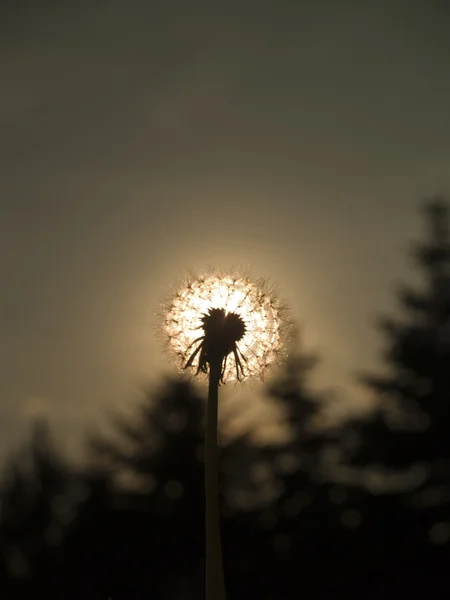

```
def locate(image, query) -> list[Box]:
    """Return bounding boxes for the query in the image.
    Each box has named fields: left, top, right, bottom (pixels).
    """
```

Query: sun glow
left=163, top=272, right=288, bottom=383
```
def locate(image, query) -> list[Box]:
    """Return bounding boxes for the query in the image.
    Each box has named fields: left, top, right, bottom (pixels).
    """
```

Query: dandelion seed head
left=161, top=269, right=290, bottom=383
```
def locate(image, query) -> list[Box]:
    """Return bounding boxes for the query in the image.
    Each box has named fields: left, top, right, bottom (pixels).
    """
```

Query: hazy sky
left=1, top=0, right=450, bottom=461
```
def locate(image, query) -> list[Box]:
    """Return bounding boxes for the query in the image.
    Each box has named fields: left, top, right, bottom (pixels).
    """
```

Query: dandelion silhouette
left=162, top=270, right=289, bottom=600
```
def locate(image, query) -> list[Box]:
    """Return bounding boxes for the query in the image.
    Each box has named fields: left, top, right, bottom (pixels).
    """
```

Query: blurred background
left=1, top=1, right=450, bottom=598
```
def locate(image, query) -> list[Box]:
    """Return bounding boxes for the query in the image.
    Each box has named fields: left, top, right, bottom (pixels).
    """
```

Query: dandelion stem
left=206, top=356, right=226, bottom=600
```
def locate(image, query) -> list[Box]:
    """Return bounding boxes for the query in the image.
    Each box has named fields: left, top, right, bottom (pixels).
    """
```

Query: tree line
left=1, top=198, right=449, bottom=599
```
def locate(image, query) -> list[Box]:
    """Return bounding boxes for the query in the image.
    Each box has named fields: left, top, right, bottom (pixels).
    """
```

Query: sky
left=1, top=0, right=450, bottom=462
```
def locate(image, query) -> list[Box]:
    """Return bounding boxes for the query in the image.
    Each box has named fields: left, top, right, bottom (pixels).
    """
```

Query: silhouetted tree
left=82, top=377, right=206, bottom=598
left=222, top=338, right=349, bottom=600
left=341, top=197, right=450, bottom=596
left=358, top=199, right=450, bottom=473
left=0, top=420, right=77, bottom=597
left=83, top=353, right=331, bottom=598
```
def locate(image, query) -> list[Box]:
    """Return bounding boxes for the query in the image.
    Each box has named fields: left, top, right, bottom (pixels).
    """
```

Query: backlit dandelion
left=161, top=269, right=290, bottom=600
left=164, top=271, right=288, bottom=383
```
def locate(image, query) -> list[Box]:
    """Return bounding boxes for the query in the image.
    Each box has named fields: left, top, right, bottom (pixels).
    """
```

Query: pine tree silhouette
left=358, top=198, right=450, bottom=471
left=87, top=376, right=295, bottom=598
left=0, top=419, right=76, bottom=598
left=222, top=337, right=345, bottom=600
left=344, top=197, right=450, bottom=596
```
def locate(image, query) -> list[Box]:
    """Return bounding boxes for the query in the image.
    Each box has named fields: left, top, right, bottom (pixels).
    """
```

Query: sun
left=163, top=270, right=289, bottom=383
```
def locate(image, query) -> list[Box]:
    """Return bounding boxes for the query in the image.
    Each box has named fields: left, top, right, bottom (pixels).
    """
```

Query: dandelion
left=164, top=271, right=288, bottom=382
left=162, top=269, right=290, bottom=600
